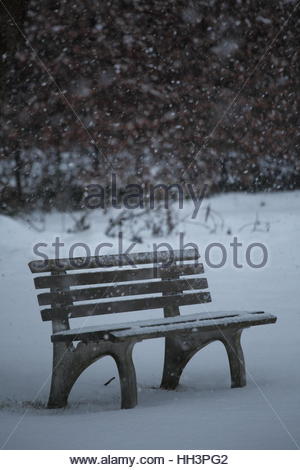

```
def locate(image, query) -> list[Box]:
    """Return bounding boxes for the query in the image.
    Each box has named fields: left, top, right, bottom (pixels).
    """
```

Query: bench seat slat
left=41, top=292, right=212, bottom=321
left=52, top=311, right=253, bottom=339
left=51, top=311, right=277, bottom=342
left=115, top=312, right=276, bottom=341
left=29, top=248, right=200, bottom=273
left=37, top=278, right=208, bottom=306
left=34, top=263, right=204, bottom=290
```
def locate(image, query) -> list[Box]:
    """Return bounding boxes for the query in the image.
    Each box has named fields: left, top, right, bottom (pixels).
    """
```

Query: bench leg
left=160, top=337, right=194, bottom=390
left=161, top=329, right=246, bottom=391
left=222, top=329, right=246, bottom=388
left=47, top=343, right=76, bottom=408
left=47, top=341, right=137, bottom=410
left=113, top=342, right=137, bottom=409
left=47, top=341, right=111, bottom=408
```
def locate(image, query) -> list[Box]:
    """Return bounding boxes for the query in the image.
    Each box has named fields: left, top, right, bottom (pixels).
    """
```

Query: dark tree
left=0, top=0, right=299, bottom=212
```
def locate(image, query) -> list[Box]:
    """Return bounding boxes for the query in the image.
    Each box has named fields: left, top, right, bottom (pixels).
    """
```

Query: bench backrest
left=29, top=248, right=211, bottom=333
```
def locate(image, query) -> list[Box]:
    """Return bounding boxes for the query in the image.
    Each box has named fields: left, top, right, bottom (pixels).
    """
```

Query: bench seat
left=52, top=310, right=276, bottom=343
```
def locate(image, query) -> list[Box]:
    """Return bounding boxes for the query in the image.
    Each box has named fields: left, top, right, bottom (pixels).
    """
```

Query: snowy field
left=0, top=191, right=299, bottom=450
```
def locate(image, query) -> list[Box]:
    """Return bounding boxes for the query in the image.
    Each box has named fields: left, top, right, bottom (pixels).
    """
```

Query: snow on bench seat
left=52, top=310, right=276, bottom=343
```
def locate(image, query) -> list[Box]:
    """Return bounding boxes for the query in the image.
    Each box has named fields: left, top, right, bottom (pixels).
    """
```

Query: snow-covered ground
left=0, top=191, right=299, bottom=450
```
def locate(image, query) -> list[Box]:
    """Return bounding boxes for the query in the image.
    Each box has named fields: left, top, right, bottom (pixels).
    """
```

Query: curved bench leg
left=160, top=336, right=197, bottom=390
left=113, top=342, right=137, bottom=409
left=161, top=330, right=246, bottom=391
left=160, top=337, right=185, bottom=390
left=222, top=329, right=246, bottom=388
left=47, top=341, right=117, bottom=409
left=48, top=344, right=77, bottom=408
left=48, top=341, right=138, bottom=410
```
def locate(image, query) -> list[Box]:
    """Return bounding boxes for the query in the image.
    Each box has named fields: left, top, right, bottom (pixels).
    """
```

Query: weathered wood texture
left=29, top=248, right=200, bottom=273
left=33, top=263, right=204, bottom=289
left=51, top=311, right=276, bottom=343
left=41, top=292, right=212, bottom=321
left=29, top=248, right=277, bottom=410
left=37, top=278, right=208, bottom=306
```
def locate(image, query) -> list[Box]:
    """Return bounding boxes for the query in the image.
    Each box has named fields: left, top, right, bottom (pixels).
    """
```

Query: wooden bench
left=29, top=248, right=277, bottom=409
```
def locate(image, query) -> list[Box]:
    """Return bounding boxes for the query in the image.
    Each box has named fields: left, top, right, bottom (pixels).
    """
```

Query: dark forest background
left=0, top=0, right=299, bottom=214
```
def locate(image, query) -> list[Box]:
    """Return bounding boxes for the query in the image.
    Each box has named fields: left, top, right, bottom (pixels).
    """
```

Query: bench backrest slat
left=29, top=249, right=199, bottom=273
left=34, top=263, right=204, bottom=290
left=37, top=278, right=208, bottom=306
left=29, top=249, right=212, bottom=325
left=41, top=292, right=212, bottom=321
